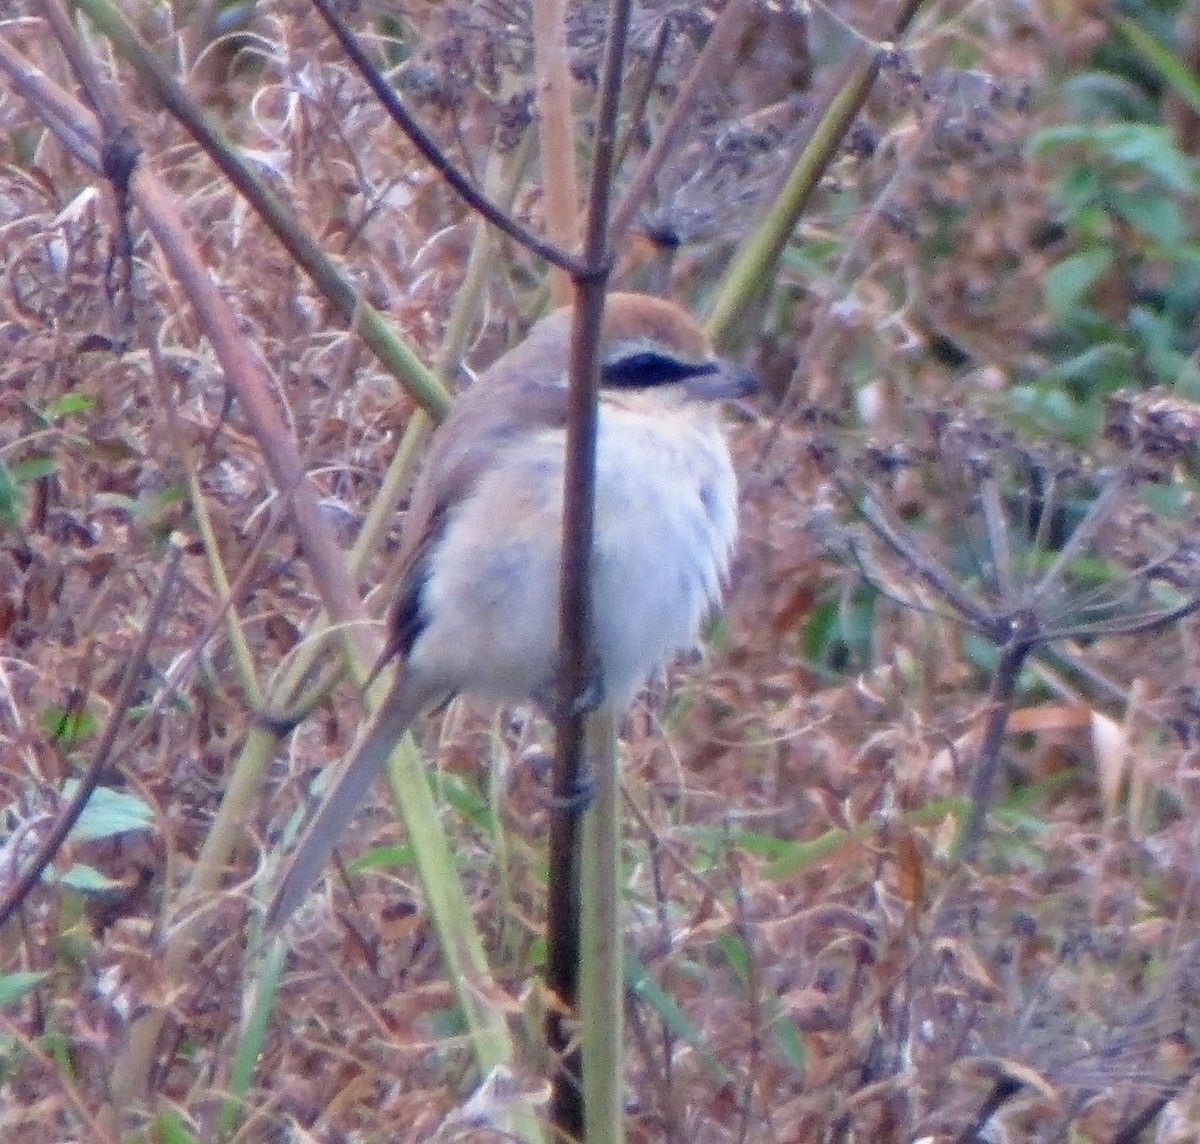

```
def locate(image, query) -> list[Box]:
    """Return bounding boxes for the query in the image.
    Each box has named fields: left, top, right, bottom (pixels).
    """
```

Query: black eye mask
left=601, top=351, right=722, bottom=389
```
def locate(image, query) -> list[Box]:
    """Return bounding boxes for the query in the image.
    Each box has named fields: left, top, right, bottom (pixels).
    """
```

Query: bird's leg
left=534, top=654, right=606, bottom=722
left=530, top=656, right=605, bottom=813
left=541, top=766, right=595, bottom=813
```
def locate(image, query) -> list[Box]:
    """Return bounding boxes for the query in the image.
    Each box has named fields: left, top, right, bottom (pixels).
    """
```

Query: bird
left=266, top=292, right=756, bottom=928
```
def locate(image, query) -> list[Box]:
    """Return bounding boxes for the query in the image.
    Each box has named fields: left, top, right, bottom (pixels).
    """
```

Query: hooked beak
left=684, top=360, right=759, bottom=401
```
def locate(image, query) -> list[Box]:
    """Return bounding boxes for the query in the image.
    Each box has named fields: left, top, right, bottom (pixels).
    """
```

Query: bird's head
left=488, top=292, right=758, bottom=403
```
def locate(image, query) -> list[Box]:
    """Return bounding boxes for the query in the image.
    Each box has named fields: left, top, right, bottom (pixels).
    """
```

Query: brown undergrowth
left=3, top=1, right=1200, bottom=1141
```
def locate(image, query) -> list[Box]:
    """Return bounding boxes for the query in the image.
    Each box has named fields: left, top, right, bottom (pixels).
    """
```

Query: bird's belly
left=590, top=418, right=736, bottom=708
left=411, top=414, right=737, bottom=711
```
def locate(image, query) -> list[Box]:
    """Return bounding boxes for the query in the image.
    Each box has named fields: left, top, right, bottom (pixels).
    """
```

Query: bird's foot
left=536, top=659, right=605, bottom=723
left=542, top=767, right=595, bottom=814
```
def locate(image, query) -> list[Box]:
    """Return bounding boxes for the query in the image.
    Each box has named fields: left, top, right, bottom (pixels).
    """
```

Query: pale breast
left=589, top=404, right=738, bottom=710
left=409, top=403, right=737, bottom=713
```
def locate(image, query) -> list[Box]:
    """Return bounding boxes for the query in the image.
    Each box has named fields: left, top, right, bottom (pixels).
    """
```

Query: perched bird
left=267, top=292, right=755, bottom=927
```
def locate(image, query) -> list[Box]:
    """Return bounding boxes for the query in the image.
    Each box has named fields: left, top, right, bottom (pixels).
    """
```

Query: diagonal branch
left=856, top=490, right=999, bottom=635
left=309, top=0, right=589, bottom=277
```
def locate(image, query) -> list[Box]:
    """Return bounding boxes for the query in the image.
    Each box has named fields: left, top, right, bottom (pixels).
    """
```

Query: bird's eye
left=601, top=351, right=719, bottom=389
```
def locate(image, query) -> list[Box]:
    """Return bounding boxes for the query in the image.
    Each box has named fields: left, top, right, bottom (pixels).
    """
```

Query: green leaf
left=717, top=931, right=752, bottom=986
left=153, top=1111, right=202, bottom=1144
left=1110, top=189, right=1183, bottom=246
left=1044, top=247, right=1113, bottom=316
left=767, top=1008, right=807, bottom=1072
left=1052, top=162, right=1102, bottom=214
left=9, top=456, right=58, bottom=483
left=352, top=843, right=417, bottom=872
left=1027, top=123, right=1096, bottom=155
left=626, top=957, right=733, bottom=1083
left=52, top=863, right=122, bottom=893
left=763, top=827, right=854, bottom=880
left=431, top=771, right=490, bottom=829
left=42, top=392, right=96, bottom=421
left=91, top=492, right=140, bottom=517
left=715, top=935, right=807, bottom=1072
left=63, top=782, right=154, bottom=841
left=1044, top=342, right=1135, bottom=389
left=1062, top=72, right=1159, bottom=122
left=0, top=971, right=47, bottom=1009
left=1093, top=124, right=1196, bottom=194
left=40, top=706, right=100, bottom=746
left=0, top=458, right=21, bottom=529
left=683, top=825, right=819, bottom=861
left=1005, top=386, right=1102, bottom=444
left=1116, top=15, right=1200, bottom=118
left=800, top=598, right=839, bottom=661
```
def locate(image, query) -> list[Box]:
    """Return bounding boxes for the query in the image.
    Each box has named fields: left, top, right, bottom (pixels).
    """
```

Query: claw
left=535, top=658, right=606, bottom=722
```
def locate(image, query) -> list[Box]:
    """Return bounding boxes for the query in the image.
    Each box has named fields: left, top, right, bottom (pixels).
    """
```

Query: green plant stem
left=67, top=0, right=451, bottom=420
left=382, top=733, right=515, bottom=1074
left=580, top=711, right=624, bottom=1144
left=705, top=53, right=880, bottom=345
left=705, top=0, right=929, bottom=345
left=218, top=928, right=288, bottom=1138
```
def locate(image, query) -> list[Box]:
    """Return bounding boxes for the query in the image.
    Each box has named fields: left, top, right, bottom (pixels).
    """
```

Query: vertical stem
left=544, top=287, right=605, bottom=1140
left=546, top=1, right=633, bottom=1137
left=532, top=0, right=581, bottom=304
left=958, top=629, right=1034, bottom=863
left=580, top=712, right=623, bottom=1142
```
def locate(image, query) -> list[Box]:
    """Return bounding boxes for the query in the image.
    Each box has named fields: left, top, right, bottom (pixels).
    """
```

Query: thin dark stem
left=846, top=535, right=976, bottom=630
left=545, top=286, right=607, bottom=1141
left=857, top=491, right=999, bottom=634
left=980, top=478, right=1015, bottom=602
left=0, top=544, right=182, bottom=929
left=1107, top=1095, right=1176, bottom=1144
left=607, top=0, right=756, bottom=246
left=1031, top=473, right=1060, bottom=553
left=1033, top=473, right=1124, bottom=603
left=545, top=0, right=632, bottom=1136
left=958, top=625, right=1037, bottom=863
left=308, top=0, right=588, bottom=277
left=610, top=12, right=671, bottom=178
left=37, top=0, right=123, bottom=137
left=1041, top=594, right=1200, bottom=642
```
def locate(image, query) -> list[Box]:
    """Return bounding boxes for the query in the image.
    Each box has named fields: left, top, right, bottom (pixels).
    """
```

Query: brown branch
left=0, top=545, right=182, bottom=929
left=308, top=0, right=589, bottom=277
left=544, top=0, right=632, bottom=1134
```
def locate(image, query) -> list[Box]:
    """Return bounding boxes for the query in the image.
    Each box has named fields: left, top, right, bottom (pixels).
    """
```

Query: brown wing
left=377, top=379, right=571, bottom=670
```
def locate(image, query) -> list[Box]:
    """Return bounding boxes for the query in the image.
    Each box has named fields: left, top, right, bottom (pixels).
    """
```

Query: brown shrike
left=267, top=293, right=755, bottom=927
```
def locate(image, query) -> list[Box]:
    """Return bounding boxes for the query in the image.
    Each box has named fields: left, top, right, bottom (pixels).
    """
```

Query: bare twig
left=0, top=544, right=182, bottom=929
left=608, top=0, right=757, bottom=246
left=308, top=0, right=589, bottom=278
left=544, top=1, right=632, bottom=1134
left=856, top=491, right=998, bottom=634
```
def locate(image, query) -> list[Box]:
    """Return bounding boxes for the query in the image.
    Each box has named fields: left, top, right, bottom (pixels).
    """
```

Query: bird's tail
left=265, top=671, right=435, bottom=930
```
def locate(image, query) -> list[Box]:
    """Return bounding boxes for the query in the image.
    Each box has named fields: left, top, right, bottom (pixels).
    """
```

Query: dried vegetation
left=3, top=1, right=1200, bottom=1141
